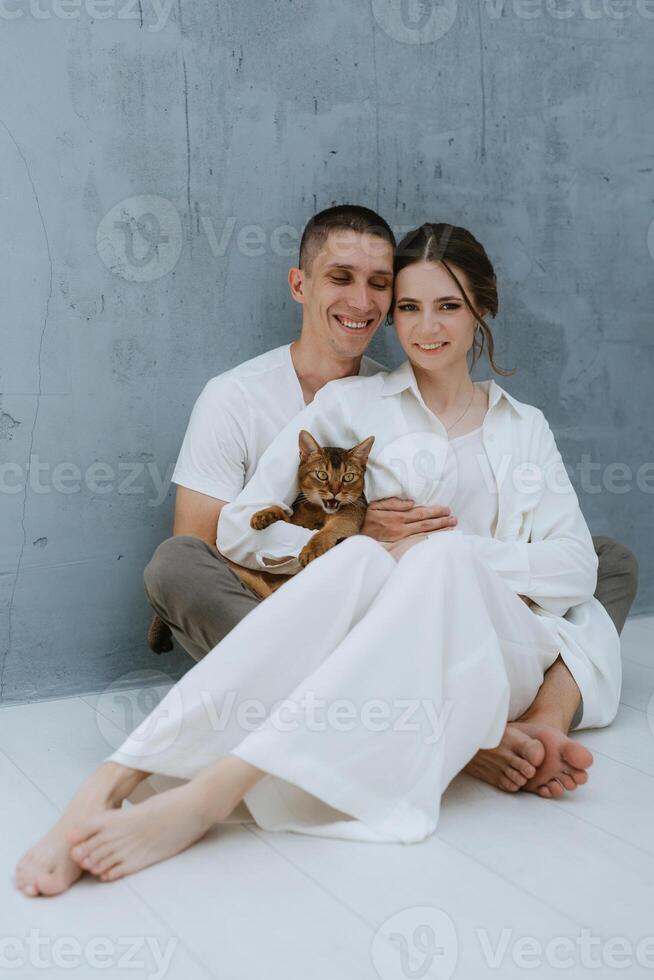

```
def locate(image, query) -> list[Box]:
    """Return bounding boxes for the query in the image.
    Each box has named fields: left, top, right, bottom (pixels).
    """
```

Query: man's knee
left=594, top=535, right=640, bottom=603
left=144, top=535, right=210, bottom=611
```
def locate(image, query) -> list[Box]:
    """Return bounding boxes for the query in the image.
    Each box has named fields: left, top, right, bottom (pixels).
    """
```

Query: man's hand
left=361, top=497, right=457, bottom=542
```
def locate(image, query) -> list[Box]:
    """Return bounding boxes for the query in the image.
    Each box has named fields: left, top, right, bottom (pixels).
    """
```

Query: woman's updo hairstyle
left=391, top=222, right=513, bottom=376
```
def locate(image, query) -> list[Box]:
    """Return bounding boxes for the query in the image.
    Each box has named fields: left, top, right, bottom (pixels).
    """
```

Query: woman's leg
left=83, top=532, right=558, bottom=855
left=227, top=532, right=563, bottom=843
left=15, top=536, right=396, bottom=895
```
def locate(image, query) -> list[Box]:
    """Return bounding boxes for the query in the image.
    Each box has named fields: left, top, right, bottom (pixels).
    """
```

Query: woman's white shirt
left=444, top=425, right=499, bottom=538
left=218, top=359, right=598, bottom=617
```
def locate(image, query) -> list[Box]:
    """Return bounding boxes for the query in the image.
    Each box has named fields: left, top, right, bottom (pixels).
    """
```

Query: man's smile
left=333, top=313, right=376, bottom=333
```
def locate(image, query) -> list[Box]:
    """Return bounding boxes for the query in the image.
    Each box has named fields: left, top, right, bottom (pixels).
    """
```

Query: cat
left=147, top=428, right=375, bottom=654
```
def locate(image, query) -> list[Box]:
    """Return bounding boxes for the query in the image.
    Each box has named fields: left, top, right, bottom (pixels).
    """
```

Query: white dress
left=107, top=423, right=567, bottom=844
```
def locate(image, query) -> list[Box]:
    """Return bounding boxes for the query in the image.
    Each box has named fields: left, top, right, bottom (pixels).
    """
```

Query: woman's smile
left=414, top=340, right=450, bottom=354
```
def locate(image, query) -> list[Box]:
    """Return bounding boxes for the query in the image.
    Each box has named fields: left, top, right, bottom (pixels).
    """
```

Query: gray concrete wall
left=1, top=0, right=652, bottom=703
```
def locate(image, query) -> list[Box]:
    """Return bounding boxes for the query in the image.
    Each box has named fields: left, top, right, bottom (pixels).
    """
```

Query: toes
left=499, top=775, right=521, bottom=792
left=504, top=766, right=527, bottom=787
left=564, top=741, right=593, bottom=771
left=571, top=768, right=588, bottom=786
left=537, top=784, right=552, bottom=798
left=545, top=778, right=566, bottom=798
left=507, top=728, right=546, bottom=768
left=522, top=739, right=546, bottom=769
left=559, top=773, right=578, bottom=791
left=70, top=843, right=91, bottom=864
left=92, top=853, right=120, bottom=876
left=509, top=755, right=536, bottom=780
left=99, top=863, right=124, bottom=882
left=34, top=871, right=68, bottom=897
left=82, top=845, right=116, bottom=875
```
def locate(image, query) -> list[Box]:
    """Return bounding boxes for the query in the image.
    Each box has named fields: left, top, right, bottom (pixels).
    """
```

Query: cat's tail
left=147, top=614, right=174, bottom=654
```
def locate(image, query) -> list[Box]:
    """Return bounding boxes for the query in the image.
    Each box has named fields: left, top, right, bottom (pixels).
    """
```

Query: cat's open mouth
left=321, top=498, right=341, bottom=514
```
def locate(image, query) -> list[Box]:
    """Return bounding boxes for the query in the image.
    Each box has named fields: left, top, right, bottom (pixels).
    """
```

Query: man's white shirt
left=171, top=343, right=387, bottom=503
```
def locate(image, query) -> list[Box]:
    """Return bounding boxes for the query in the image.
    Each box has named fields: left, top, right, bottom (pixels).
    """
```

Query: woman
left=15, top=224, right=621, bottom=896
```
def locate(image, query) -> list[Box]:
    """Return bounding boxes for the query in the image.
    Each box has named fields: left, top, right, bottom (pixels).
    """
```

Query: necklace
left=445, top=383, right=476, bottom=433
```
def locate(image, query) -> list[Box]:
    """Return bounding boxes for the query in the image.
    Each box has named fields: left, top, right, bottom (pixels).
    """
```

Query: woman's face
left=392, top=260, right=483, bottom=374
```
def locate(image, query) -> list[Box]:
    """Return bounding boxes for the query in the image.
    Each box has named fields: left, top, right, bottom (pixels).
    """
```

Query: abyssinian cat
left=147, top=429, right=375, bottom=653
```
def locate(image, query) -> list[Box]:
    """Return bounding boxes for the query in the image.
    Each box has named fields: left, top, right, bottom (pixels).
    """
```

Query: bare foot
left=68, top=781, right=217, bottom=882
left=464, top=723, right=546, bottom=792
left=68, top=754, right=265, bottom=883
left=516, top=721, right=593, bottom=798
left=14, top=762, right=149, bottom=898
left=465, top=720, right=592, bottom=798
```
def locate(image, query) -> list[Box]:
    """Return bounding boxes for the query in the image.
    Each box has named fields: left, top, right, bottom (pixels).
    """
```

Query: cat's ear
left=298, top=429, right=322, bottom=462
left=348, top=435, right=375, bottom=465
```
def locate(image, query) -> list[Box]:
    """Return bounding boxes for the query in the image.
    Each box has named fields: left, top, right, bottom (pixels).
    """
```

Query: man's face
left=292, top=230, right=394, bottom=358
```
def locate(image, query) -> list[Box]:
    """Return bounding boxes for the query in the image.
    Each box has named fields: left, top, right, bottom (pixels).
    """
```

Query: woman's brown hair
left=391, top=222, right=513, bottom=376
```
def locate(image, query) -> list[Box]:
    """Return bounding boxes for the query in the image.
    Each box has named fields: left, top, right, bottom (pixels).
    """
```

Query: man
left=144, top=204, right=638, bottom=800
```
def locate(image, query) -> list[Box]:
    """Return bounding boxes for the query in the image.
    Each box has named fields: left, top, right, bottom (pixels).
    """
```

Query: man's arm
left=168, top=374, right=251, bottom=544
left=172, top=486, right=227, bottom=547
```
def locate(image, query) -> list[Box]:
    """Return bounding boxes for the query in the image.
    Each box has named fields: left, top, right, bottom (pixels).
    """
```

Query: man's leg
left=144, top=535, right=263, bottom=662
left=592, top=535, right=640, bottom=635
left=465, top=535, right=639, bottom=796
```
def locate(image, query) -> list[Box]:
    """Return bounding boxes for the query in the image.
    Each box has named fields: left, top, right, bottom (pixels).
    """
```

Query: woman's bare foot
left=464, top=720, right=593, bottom=797
left=69, top=755, right=265, bottom=883
left=14, top=762, right=149, bottom=898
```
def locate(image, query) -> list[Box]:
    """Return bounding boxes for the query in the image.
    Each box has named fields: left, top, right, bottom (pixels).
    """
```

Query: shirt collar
left=379, top=359, right=528, bottom=418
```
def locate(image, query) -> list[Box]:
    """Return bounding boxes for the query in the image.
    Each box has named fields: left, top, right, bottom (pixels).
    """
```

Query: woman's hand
left=362, top=497, right=457, bottom=542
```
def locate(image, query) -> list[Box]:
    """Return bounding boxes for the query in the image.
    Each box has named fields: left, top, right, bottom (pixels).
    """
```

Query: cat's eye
left=315, top=471, right=328, bottom=481
left=343, top=473, right=355, bottom=483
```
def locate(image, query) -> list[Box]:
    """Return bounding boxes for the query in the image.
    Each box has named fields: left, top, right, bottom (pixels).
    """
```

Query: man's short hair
left=299, top=205, right=396, bottom=275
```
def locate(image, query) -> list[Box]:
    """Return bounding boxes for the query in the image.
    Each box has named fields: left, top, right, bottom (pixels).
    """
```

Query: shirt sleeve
left=171, top=376, right=249, bottom=502
left=464, top=410, right=599, bottom=617
left=216, top=381, right=353, bottom=573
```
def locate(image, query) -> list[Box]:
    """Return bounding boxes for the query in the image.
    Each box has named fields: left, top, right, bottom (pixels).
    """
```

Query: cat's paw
left=299, top=536, right=333, bottom=567
left=251, top=507, right=288, bottom=530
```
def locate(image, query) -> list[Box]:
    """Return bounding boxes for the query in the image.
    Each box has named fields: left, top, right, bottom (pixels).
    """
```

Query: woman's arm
left=216, top=381, right=354, bottom=573
left=465, top=410, right=598, bottom=617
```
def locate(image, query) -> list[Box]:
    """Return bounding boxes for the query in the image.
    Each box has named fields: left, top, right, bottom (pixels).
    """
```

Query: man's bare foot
left=465, top=720, right=593, bottom=798
left=14, top=762, right=149, bottom=898
left=69, top=780, right=220, bottom=882
left=464, top=723, right=546, bottom=792
left=516, top=721, right=593, bottom=798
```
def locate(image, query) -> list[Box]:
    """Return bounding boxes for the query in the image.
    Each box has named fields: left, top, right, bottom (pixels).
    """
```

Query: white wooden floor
left=2, top=616, right=653, bottom=980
